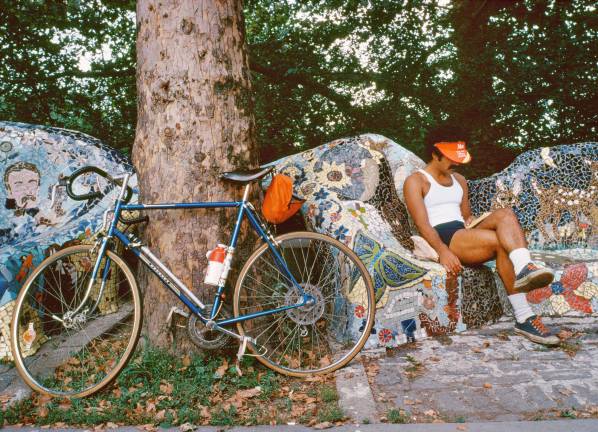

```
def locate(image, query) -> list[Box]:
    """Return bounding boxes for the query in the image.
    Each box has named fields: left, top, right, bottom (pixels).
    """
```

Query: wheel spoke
left=234, top=233, right=375, bottom=375
left=12, top=246, right=140, bottom=398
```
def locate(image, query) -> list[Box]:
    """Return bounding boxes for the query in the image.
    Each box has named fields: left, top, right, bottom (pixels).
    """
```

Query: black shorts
left=434, top=220, right=465, bottom=247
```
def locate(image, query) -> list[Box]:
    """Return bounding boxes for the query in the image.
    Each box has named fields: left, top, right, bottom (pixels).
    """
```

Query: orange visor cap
left=434, top=141, right=472, bottom=164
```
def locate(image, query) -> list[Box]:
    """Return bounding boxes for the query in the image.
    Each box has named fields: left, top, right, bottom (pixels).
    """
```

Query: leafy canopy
left=1, top=0, right=596, bottom=177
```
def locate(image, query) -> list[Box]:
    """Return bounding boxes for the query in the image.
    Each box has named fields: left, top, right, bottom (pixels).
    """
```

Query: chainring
left=187, top=304, right=233, bottom=350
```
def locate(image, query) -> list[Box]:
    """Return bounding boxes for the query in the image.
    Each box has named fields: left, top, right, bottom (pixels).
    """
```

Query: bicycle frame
left=83, top=176, right=313, bottom=338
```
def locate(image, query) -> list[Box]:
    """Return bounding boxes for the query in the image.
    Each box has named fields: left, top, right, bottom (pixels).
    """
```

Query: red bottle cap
left=208, top=246, right=226, bottom=263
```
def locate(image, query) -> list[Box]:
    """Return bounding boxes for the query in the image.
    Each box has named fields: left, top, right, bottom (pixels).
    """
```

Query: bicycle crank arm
left=206, top=320, right=253, bottom=343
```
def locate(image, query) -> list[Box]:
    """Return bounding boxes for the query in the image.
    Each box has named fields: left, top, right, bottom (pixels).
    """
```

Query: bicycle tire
left=11, top=244, right=142, bottom=398
left=233, top=231, right=375, bottom=376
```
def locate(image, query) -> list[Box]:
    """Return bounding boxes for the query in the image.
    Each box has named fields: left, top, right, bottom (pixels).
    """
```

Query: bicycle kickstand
left=235, top=336, right=253, bottom=377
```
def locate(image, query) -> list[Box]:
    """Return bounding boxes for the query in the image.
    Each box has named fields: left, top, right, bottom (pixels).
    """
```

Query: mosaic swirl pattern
left=268, top=135, right=598, bottom=348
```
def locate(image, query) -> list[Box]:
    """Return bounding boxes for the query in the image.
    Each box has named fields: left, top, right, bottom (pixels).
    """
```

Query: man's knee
left=494, top=207, right=518, bottom=223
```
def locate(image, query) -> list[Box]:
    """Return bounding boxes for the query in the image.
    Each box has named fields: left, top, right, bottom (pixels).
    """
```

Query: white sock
left=508, top=293, right=534, bottom=323
left=509, top=248, right=532, bottom=274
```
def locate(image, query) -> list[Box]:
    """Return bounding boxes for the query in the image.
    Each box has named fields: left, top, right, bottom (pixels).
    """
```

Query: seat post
left=242, top=183, right=251, bottom=203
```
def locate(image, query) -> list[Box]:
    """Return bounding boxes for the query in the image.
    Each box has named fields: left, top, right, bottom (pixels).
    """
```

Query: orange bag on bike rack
left=262, top=174, right=304, bottom=224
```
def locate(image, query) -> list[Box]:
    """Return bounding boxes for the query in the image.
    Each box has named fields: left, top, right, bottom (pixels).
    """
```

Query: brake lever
left=49, top=175, right=69, bottom=208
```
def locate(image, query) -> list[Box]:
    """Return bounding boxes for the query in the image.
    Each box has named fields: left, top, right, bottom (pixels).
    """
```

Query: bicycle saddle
left=220, top=166, right=274, bottom=184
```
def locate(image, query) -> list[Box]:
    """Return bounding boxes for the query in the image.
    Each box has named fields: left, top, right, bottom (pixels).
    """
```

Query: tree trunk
left=133, top=0, right=258, bottom=349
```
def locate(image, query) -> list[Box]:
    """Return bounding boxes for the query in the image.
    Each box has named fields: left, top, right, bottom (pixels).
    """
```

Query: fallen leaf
left=429, top=356, right=440, bottom=362
left=155, top=409, right=166, bottom=421
left=319, top=356, right=331, bottom=367
left=497, top=331, right=510, bottom=341
left=483, top=341, right=491, bottom=348
left=179, top=423, right=194, bottom=431
left=112, top=387, right=122, bottom=398
left=182, top=355, right=192, bottom=367
left=214, top=359, right=228, bottom=378
left=483, top=383, right=493, bottom=389
left=424, top=409, right=437, bottom=417
left=457, top=426, right=467, bottom=431
left=472, top=347, right=482, bottom=353
left=405, top=399, right=415, bottom=405
left=558, top=388, right=576, bottom=396
left=558, top=330, right=574, bottom=340
left=106, top=422, right=118, bottom=429
left=38, top=406, right=49, bottom=418
left=237, top=386, right=261, bottom=398
left=145, top=401, right=156, bottom=413
left=58, top=399, right=72, bottom=410
left=197, top=404, right=210, bottom=419
left=313, top=421, right=333, bottom=429
left=159, top=381, right=174, bottom=395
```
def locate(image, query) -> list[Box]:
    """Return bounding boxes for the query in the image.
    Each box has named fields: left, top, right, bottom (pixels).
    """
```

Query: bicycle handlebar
left=62, top=166, right=148, bottom=226
left=66, top=166, right=134, bottom=203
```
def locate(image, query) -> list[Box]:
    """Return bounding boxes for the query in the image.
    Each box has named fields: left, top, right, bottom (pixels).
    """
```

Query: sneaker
left=514, top=315, right=560, bottom=346
left=514, top=262, right=554, bottom=292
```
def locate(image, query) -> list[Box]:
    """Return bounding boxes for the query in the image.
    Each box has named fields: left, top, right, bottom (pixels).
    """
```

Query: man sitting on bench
left=403, top=124, right=559, bottom=345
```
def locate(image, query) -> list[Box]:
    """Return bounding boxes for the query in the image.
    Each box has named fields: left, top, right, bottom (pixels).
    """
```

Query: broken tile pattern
left=0, top=121, right=137, bottom=360
left=267, top=135, right=597, bottom=348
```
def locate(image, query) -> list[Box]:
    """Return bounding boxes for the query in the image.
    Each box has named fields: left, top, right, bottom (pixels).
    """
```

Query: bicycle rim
left=11, top=244, right=142, bottom=398
left=233, top=231, right=375, bottom=376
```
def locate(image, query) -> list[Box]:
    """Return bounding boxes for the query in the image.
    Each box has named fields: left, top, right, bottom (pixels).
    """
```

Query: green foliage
left=317, top=403, right=344, bottom=423
left=387, top=408, right=411, bottom=424
left=0, top=345, right=283, bottom=427
left=319, top=385, right=338, bottom=403
left=1, top=0, right=596, bottom=178
left=0, top=0, right=136, bottom=149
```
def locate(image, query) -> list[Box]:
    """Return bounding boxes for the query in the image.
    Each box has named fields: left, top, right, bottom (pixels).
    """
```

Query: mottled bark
left=133, top=0, right=258, bottom=348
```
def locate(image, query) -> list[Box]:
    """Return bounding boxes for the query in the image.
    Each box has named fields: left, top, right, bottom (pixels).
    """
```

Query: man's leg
left=449, top=227, right=559, bottom=345
left=450, top=227, right=518, bottom=294
left=475, top=208, right=554, bottom=291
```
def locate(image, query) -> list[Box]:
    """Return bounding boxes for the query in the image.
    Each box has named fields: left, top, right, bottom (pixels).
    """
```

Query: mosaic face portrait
left=4, top=162, right=41, bottom=212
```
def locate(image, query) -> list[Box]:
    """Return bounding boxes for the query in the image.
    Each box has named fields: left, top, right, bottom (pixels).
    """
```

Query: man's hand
left=464, top=215, right=474, bottom=228
left=438, top=247, right=463, bottom=276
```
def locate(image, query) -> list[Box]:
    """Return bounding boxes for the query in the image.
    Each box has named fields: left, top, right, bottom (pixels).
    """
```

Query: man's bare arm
left=403, top=174, right=449, bottom=254
left=454, top=173, right=472, bottom=224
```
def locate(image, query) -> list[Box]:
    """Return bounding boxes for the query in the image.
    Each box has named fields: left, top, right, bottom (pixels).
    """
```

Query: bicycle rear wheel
left=11, top=244, right=142, bottom=398
left=233, top=231, right=375, bottom=376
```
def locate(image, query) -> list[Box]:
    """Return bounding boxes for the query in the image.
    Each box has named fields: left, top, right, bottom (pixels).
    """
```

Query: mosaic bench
left=267, top=135, right=598, bottom=348
left=0, top=121, right=137, bottom=360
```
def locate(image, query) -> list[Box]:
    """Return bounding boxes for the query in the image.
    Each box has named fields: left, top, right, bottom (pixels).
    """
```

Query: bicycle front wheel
left=233, top=231, right=375, bottom=376
left=11, top=244, right=142, bottom=398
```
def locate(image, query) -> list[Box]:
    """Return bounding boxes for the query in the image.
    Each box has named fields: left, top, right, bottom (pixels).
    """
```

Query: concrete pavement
left=3, top=419, right=598, bottom=431
left=336, top=316, right=598, bottom=423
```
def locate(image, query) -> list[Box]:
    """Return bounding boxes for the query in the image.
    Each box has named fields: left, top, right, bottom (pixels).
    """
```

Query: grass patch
left=404, top=354, right=425, bottom=379
left=1, top=344, right=339, bottom=427
left=317, top=403, right=344, bottom=423
left=560, top=408, right=577, bottom=419
left=319, top=385, right=338, bottom=403
left=387, top=408, right=411, bottom=424
left=560, top=340, right=583, bottom=357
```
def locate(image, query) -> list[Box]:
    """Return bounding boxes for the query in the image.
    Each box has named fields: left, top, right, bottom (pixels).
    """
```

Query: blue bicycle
left=11, top=165, right=375, bottom=397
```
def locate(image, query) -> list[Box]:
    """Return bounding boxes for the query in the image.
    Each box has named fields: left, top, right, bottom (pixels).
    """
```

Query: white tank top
left=418, top=169, right=464, bottom=227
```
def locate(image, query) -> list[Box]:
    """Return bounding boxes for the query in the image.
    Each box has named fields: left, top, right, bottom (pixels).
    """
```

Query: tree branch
left=249, top=59, right=360, bottom=117
left=2, top=68, right=134, bottom=84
